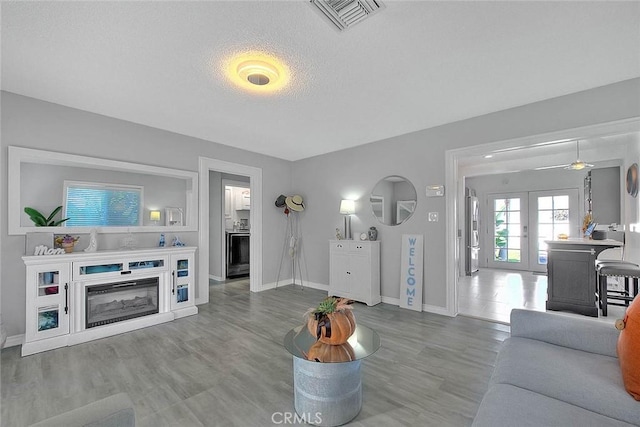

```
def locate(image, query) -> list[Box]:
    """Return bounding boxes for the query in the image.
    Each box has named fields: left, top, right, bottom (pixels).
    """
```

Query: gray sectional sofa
left=473, top=309, right=640, bottom=426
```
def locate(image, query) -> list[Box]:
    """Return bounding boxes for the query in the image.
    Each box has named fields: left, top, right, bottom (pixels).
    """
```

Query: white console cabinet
left=22, top=246, right=197, bottom=356
left=329, top=240, right=380, bottom=306
left=24, top=261, right=71, bottom=343
left=169, top=250, right=196, bottom=313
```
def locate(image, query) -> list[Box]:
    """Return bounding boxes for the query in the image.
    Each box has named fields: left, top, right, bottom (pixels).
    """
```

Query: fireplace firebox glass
left=85, top=277, right=159, bottom=329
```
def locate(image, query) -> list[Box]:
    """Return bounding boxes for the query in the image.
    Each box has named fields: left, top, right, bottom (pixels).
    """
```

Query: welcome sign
left=400, top=234, right=424, bottom=312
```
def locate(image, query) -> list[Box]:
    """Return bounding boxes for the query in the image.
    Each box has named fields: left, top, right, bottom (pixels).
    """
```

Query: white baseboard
left=423, top=303, right=454, bottom=317
left=255, top=283, right=452, bottom=315
left=4, top=334, right=24, bottom=348
left=293, top=280, right=329, bottom=292
left=381, top=296, right=452, bottom=316
left=381, top=296, right=400, bottom=305
left=259, top=280, right=329, bottom=293
left=208, top=274, right=225, bottom=282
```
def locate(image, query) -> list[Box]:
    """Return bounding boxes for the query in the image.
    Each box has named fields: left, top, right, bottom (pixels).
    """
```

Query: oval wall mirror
left=370, top=175, right=417, bottom=226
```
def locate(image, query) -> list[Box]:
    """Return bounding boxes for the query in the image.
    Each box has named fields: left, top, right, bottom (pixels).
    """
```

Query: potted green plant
left=24, top=206, right=69, bottom=227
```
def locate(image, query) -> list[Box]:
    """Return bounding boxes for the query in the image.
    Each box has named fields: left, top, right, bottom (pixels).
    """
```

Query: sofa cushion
left=618, top=295, right=640, bottom=400
left=473, top=384, right=635, bottom=427
left=491, top=337, right=640, bottom=425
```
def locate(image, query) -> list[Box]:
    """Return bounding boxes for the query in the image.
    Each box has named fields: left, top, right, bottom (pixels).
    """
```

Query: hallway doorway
left=198, top=157, right=263, bottom=305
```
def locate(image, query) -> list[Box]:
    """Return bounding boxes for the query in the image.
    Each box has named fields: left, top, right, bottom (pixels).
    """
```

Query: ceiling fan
left=564, top=140, right=594, bottom=170
left=534, top=140, right=594, bottom=171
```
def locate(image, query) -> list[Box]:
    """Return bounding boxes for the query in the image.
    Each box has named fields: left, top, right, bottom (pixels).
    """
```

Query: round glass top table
left=283, top=324, right=380, bottom=426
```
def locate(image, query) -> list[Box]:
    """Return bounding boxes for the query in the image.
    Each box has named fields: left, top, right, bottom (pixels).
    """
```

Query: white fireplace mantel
left=22, top=246, right=197, bottom=356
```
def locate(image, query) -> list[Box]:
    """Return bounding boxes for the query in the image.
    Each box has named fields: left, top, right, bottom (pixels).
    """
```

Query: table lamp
left=149, top=210, right=161, bottom=224
left=339, top=199, right=355, bottom=240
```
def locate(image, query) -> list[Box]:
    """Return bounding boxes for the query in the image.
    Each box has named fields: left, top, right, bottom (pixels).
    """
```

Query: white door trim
left=446, top=117, right=640, bottom=318
left=198, top=157, right=263, bottom=304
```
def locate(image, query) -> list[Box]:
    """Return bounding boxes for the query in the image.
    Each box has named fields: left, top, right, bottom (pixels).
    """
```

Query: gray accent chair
left=473, top=309, right=640, bottom=426
left=29, top=393, right=135, bottom=427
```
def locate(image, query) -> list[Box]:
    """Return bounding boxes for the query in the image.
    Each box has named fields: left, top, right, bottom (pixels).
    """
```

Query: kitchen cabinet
left=546, top=238, right=623, bottom=317
left=329, top=240, right=380, bottom=306
left=225, top=187, right=233, bottom=218
left=235, top=189, right=250, bottom=210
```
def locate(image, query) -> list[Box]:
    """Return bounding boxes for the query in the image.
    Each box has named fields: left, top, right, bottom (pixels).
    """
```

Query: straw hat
left=285, top=195, right=305, bottom=212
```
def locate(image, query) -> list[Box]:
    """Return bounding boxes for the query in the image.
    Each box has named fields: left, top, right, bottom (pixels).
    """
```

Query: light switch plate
left=428, top=212, right=439, bottom=222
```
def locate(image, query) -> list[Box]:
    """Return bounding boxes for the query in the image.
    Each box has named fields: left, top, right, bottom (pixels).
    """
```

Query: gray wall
left=2, top=78, right=640, bottom=336
left=292, top=78, right=640, bottom=308
left=591, top=166, right=622, bottom=225
left=1, top=91, right=292, bottom=337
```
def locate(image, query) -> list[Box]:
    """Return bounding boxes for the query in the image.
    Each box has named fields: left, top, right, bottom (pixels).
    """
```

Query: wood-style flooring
left=458, top=268, right=625, bottom=324
left=2, top=280, right=509, bottom=426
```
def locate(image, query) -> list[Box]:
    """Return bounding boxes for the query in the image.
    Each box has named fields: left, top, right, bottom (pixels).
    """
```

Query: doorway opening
left=445, top=118, right=639, bottom=322
left=198, top=157, right=262, bottom=305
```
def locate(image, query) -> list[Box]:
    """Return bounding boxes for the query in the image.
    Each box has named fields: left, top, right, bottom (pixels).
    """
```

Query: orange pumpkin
left=307, top=341, right=356, bottom=363
left=307, top=309, right=356, bottom=345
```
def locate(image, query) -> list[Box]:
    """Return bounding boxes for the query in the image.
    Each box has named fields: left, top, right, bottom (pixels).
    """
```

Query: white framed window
left=63, top=181, right=144, bottom=227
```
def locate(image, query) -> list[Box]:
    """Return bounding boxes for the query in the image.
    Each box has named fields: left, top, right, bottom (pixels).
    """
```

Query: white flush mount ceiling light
left=237, top=60, right=279, bottom=86
left=224, top=53, right=290, bottom=93
left=565, top=140, right=594, bottom=171
left=310, top=0, right=385, bottom=31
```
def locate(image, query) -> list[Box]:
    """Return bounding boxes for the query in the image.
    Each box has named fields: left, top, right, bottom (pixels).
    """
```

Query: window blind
left=64, top=183, right=142, bottom=227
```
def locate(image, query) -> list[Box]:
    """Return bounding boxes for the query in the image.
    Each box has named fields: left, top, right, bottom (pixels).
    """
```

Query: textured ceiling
left=2, top=1, right=639, bottom=161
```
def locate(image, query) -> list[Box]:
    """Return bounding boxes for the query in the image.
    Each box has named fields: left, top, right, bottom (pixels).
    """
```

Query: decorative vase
left=61, top=242, right=75, bottom=253
left=368, top=226, right=378, bottom=241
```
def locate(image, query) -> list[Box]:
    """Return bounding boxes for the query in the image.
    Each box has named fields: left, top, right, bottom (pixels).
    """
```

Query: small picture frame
left=165, top=207, right=184, bottom=226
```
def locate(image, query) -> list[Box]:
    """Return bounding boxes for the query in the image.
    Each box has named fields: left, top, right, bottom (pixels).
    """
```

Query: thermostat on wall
left=426, top=185, right=444, bottom=197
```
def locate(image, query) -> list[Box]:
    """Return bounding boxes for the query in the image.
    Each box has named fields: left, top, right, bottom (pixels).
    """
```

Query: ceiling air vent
left=310, top=0, right=385, bottom=31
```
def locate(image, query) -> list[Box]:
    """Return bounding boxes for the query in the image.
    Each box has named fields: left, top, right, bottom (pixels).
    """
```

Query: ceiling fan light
left=566, top=161, right=585, bottom=171
left=564, top=140, right=594, bottom=171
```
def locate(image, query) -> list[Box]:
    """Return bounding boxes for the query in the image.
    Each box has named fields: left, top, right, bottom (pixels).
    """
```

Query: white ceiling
left=2, top=1, right=639, bottom=161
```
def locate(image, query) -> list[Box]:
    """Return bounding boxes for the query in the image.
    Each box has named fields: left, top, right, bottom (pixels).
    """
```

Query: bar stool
left=597, top=262, right=640, bottom=316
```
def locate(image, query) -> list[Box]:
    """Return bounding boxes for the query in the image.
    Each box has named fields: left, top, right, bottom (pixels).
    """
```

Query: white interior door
left=487, top=193, right=529, bottom=270
left=528, top=189, right=580, bottom=273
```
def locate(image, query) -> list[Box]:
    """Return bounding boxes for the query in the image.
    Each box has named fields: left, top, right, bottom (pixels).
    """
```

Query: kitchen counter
left=544, top=238, right=623, bottom=247
left=545, top=238, right=624, bottom=317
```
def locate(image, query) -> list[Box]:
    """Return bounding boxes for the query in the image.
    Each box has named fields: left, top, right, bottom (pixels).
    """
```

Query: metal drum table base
left=293, top=357, right=362, bottom=426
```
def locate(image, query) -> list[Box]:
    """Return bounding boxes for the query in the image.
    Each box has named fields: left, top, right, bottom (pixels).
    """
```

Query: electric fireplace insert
left=85, top=276, right=159, bottom=329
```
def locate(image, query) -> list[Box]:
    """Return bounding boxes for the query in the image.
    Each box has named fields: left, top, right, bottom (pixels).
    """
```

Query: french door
left=487, top=193, right=529, bottom=270
left=528, top=189, right=580, bottom=273
left=487, top=189, right=580, bottom=272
